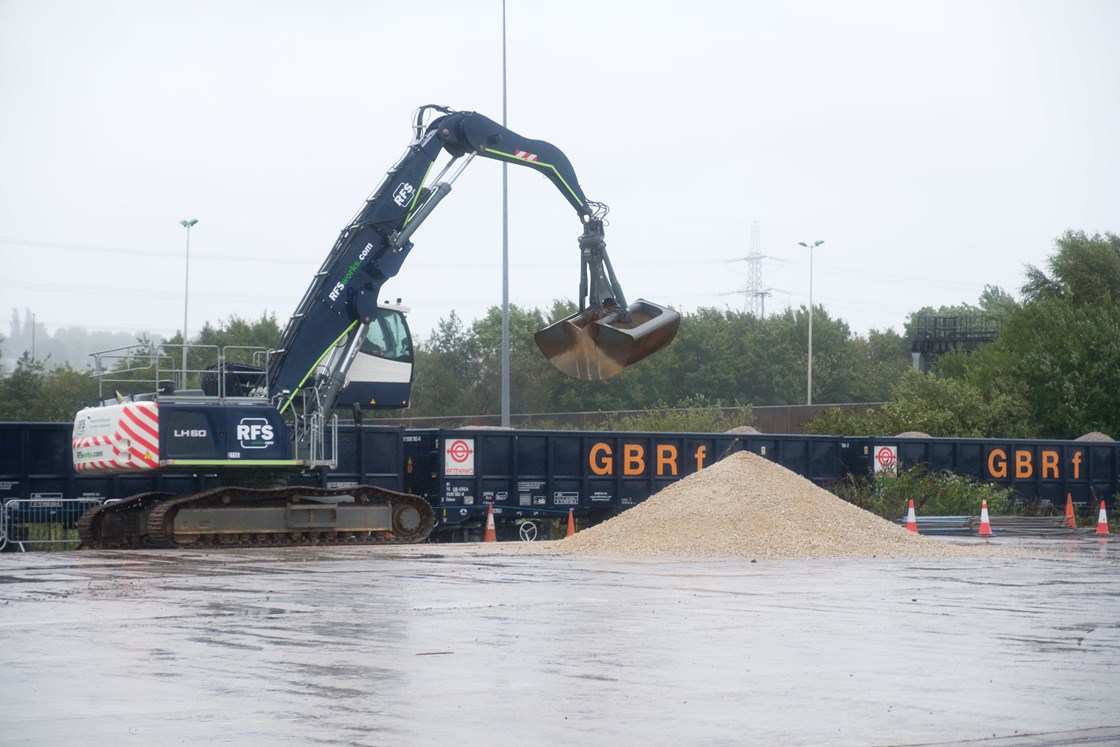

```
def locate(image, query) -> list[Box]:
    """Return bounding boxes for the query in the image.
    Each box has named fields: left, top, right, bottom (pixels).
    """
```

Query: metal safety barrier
left=895, top=514, right=1078, bottom=536
left=0, top=497, right=105, bottom=552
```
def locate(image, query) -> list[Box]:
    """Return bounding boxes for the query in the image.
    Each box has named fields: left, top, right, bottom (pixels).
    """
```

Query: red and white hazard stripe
left=73, top=402, right=160, bottom=472
left=514, top=150, right=539, bottom=162
left=118, top=403, right=159, bottom=468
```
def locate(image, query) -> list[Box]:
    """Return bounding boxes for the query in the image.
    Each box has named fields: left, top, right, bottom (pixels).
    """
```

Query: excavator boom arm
left=268, top=106, right=679, bottom=415
left=434, top=110, right=591, bottom=216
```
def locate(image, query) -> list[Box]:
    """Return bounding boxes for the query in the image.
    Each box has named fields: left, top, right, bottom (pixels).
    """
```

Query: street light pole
left=500, top=0, right=511, bottom=427
left=180, top=218, right=198, bottom=386
left=798, top=240, right=825, bottom=405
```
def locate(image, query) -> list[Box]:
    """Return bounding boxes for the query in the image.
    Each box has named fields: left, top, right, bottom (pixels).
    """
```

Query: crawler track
left=77, top=492, right=176, bottom=549
left=77, top=485, right=434, bottom=549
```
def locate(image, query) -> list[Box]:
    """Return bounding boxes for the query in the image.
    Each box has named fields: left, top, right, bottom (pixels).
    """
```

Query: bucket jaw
left=535, top=206, right=680, bottom=380
left=534, top=299, right=680, bottom=381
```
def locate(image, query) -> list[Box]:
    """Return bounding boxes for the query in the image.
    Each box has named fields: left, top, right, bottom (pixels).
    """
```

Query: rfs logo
left=393, top=182, right=415, bottom=207
left=237, top=418, right=275, bottom=449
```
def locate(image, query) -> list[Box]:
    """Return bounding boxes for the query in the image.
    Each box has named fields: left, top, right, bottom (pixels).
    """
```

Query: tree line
left=806, top=230, right=1120, bottom=439
left=1, top=310, right=140, bottom=371
left=404, top=300, right=912, bottom=419
left=2, top=230, right=1117, bottom=440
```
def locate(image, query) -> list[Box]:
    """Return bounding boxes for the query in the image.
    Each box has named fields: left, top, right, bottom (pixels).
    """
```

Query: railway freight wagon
left=2, top=422, right=1118, bottom=547
left=401, top=429, right=867, bottom=541
left=872, top=435, right=1119, bottom=510
left=0, top=423, right=867, bottom=545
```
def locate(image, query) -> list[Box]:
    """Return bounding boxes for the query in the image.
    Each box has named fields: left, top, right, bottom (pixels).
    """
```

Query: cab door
left=337, top=304, right=414, bottom=409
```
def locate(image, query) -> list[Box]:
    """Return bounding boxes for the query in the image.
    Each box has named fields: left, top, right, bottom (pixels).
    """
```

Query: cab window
left=360, top=309, right=413, bottom=362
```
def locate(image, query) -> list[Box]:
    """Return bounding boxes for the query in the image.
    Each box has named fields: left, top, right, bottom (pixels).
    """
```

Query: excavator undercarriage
left=77, top=485, right=434, bottom=549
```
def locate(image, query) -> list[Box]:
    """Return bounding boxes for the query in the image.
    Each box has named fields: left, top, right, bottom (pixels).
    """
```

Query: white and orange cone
left=1065, top=494, right=1077, bottom=529
left=905, top=499, right=919, bottom=534
left=1096, top=501, right=1110, bottom=536
left=566, top=508, right=576, bottom=538
left=978, top=499, right=993, bottom=537
left=483, top=503, right=497, bottom=542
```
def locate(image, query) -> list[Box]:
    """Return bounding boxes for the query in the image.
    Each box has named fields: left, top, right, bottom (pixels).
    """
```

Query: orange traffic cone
left=566, top=509, right=576, bottom=538
left=1065, top=494, right=1077, bottom=529
left=483, top=503, right=497, bottom=542
left=978, top=499, right=993, bottom=536
left=905, top=499, right=918, bottom=534
left=1095, top=501, right=1110, bottom=536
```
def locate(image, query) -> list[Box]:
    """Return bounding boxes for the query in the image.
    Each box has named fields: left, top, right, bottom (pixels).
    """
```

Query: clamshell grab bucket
left=534, top=299, right=681, bottom=381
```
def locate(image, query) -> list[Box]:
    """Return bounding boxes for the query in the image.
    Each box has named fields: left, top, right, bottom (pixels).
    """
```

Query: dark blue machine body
left=158, top=403, right=293, bottom=465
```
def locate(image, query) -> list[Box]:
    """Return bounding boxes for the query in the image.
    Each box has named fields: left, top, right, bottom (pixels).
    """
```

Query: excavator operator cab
left=338, top=303, right=414, bottom=410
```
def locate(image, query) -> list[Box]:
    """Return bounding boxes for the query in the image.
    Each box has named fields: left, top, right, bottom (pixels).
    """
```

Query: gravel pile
left=725, top=425, right=762, bottom=434
left=551, top=450, right=978, bottom=559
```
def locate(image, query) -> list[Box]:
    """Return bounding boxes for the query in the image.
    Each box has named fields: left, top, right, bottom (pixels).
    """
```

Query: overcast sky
left=1, top=0, right=1117, bottom=353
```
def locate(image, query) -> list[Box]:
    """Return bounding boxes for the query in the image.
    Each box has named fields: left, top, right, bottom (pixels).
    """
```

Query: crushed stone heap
left=554, top=450, right=975, bottom=559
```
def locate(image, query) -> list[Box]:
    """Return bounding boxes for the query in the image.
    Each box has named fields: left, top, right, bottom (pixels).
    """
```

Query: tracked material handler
left=73, top=105, right=679, bottom=549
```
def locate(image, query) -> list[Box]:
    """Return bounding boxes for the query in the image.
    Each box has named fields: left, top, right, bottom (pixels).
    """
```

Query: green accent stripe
left=403, top=162, right=436, bottom=228
left=279, top=321, right=358, bottom=415
left=482, top=148, right=585, bottom=208
left=160, top=460, right=304, bottom=467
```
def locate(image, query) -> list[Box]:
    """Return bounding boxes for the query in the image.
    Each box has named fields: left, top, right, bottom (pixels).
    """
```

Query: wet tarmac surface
left=1, top=537, right=1118, bottom=746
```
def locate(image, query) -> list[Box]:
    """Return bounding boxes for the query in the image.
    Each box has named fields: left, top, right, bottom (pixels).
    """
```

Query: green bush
left=831, top=465, right=1017, bottom=521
